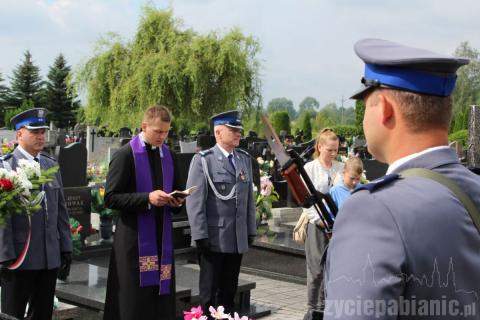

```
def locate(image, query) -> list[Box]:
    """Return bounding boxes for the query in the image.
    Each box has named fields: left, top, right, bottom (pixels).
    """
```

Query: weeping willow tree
left=76, top=7, right=262, bottom=132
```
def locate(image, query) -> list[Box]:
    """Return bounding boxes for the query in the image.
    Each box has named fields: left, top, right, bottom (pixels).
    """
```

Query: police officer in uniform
left=324, top=39, right=480, bottom=319
left=0, top=108, right=72, bottom=320
left=186, top=111, right=256, bottom=315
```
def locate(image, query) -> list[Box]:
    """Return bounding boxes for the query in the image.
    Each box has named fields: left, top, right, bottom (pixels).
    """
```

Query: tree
left=270, top=111, right=290, bottom=135
left=355, top=99, right=365, bottom=137
left=451, top=42, right=480, bottom=132
left=298, top=96, right=319, bottom=116
left=8, top=51, right=44, bottom=108
left=0, top=72, right=10, bottom=127
left=266, top=97, right=296, bottom=120
left=45, top=54, right=80, bottom=128
left=296, top=111, right=312, bottom=140
left=76, top=7, right=261, bottom=131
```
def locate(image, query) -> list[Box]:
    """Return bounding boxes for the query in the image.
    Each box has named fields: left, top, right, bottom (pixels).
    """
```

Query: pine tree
left=8, top=51, right=44, bottom=108
left=301, top=112, right=312, bottom=140
left=45, top=54, right=79, bottom=128
left=0, top=72, right=10, bottom=127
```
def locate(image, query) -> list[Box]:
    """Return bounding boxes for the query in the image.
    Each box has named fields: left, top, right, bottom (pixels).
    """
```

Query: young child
left=329, top=157, right=364, bottom=209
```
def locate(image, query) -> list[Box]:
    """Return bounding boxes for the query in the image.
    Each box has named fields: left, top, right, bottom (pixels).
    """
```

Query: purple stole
left=130, top=135, right=173, bottom=294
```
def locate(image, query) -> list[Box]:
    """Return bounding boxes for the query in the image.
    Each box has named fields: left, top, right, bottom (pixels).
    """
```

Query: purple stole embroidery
left=130, top=135, right=173, bottom=294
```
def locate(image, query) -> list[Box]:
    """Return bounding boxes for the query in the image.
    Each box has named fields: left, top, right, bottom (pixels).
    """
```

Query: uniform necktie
left=228, top=154, right=236, bottom=171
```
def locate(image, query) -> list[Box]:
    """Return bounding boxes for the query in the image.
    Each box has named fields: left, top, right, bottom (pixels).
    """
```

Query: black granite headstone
left=118, top=127, right=132, bottom=138
left=57, top=143, right=91, bottom=240
left=362, top=159, right=388, bottom=181
left=57, top=143, right=88, bottom=188
left=63, top=187, right=92, bottom=240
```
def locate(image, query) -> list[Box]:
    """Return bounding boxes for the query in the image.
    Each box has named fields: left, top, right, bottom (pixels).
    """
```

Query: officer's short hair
left=383, top=89, right=453, bottom=132
left=313, top=128, right=339, bottom=159
left=143, top=105, right=172, bottom=123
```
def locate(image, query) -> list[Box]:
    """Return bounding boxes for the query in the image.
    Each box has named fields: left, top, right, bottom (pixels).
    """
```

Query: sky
left=1, top=0, right=479, bottom=109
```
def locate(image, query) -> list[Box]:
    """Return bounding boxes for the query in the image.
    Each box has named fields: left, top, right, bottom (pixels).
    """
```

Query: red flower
left=0, top=178, right=13, bottom=191
left=77, top=225, right=83, bottom=233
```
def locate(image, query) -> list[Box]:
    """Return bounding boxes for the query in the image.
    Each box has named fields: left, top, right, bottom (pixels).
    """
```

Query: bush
left=448, top=129, right=468, bottom=147
left=270, top=111, right=290, bottom=134
left=331, top=125, right=362, bottom=139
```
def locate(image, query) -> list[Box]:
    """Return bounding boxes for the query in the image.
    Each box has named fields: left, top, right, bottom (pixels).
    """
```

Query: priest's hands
left=168, top=196, right=185, bottom=208
left=149, top=190, right=174, bottom=207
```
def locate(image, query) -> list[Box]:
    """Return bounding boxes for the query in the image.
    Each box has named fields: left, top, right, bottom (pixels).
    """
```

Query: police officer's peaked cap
left=211, top=110, right=243, bottom=130
left=10, top=108, right=49, bottom=130
left=350, top=38, right=470, bottom=100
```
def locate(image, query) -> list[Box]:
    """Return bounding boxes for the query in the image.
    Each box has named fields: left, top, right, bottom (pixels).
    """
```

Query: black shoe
left=312, top=311, right=324, bottom=320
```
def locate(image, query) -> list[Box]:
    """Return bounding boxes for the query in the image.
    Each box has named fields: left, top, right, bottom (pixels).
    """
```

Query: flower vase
left=99, top=216, right=113, bottom=241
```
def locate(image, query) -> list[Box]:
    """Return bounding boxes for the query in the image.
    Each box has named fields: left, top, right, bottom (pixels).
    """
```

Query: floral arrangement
left=184, top=305, right=250, bottom=320
left=69, top=218, right=83, bottom=256
left=256, top=157, right=274, bottom=177
left=254, top=157, right=279, bottom=231
left=91, top=186, right=113, bottom=218
left=1, top=139, right=15, bottom=155
left=86, top=161, right=108, bottom=184
left=0, top=160, right=58, bottom=226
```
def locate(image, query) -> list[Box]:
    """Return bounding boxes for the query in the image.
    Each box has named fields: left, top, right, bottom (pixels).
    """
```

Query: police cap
left=350, top=38, right=469, bottom=100
left=211, top=110, right=243, bottom=130
left=10, top=108, right=49, bottom=130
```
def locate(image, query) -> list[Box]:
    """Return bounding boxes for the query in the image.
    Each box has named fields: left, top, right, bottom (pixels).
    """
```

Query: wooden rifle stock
left=281, top=163, right=311, bottom=205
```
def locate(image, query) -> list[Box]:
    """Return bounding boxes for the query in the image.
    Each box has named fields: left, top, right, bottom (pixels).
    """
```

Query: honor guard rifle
left=261, top=115, right=338, bottom=236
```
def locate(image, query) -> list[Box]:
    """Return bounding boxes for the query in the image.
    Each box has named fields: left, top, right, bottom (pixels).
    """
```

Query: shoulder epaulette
left=199, top=149, right=213, bottom=156
left=40, top=152, right=57, bottom=162
left=0, top=153, right=13, bottom=161
left=235, top=148, right=251, bottom=157
left=353, top=173, right=400, bottom=194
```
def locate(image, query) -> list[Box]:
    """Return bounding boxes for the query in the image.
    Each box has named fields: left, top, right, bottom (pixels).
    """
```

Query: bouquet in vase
left=0, top=159, right=58, bottom=226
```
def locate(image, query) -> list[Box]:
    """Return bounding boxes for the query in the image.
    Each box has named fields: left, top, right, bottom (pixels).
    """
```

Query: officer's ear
left=377, top=91, right=395, bottom=128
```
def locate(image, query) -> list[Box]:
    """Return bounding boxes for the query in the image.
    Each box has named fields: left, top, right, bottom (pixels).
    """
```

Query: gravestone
left=57, top=143, right=91, bottom=240
left=362, top=159, right=388, bottom=181
left=118, top=127, right=132, bottom=138
left=468, top=105, right=480, bottom=167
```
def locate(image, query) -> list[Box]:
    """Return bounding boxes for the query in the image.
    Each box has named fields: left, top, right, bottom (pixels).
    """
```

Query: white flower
left=209, top=306, right=230, bottom=319
left=17, top=159, right=41, bottom=178
left=233, top=312, right=249, bottom=320
left=257, top=157, right=265, bottom=165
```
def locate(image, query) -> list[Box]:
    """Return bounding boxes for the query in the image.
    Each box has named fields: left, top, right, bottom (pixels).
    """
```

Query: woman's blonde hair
left=313, top=128, right=339, bottom=159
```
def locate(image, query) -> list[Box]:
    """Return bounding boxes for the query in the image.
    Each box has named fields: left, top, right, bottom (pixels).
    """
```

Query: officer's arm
left=0, top=161, right=16, bottom=264
left=246, top=157, right=256, bottom=237
left=56, top=169, right=73, bottom=253
left=185, top=154, right=209, bottom=241
left=324, top=192, right=406, bottom=320
left=0, top=215, right=16, bottom=264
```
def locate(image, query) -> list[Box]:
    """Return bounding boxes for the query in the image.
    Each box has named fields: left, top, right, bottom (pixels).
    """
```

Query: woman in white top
left=303, top=128, right=344, bottom=320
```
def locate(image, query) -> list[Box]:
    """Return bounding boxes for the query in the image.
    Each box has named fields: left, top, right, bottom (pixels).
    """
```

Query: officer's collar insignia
left=353, top=173, right=400, bottom=193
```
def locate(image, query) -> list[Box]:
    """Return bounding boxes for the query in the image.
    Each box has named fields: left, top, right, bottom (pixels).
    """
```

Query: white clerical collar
left=139, top=132, right=163, bottom=157
left=17, top=145, right=41, bottom=162
left=386, top=145, right=450, bottom=174
left=216, top=144, right=235, bottom=159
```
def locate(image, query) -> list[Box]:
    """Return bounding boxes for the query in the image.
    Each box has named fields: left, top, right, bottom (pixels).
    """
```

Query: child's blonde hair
left=344, top=157, right=364, bottom=175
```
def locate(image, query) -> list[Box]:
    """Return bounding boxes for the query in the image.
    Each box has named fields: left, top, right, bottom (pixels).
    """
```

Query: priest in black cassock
left=103, top=105, right=184, bottom=320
